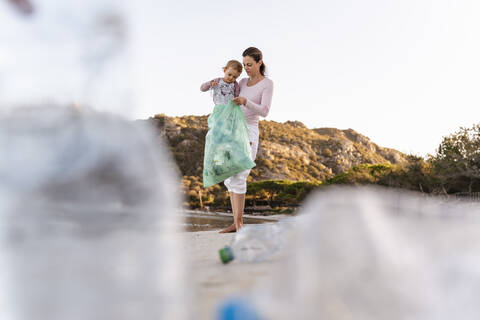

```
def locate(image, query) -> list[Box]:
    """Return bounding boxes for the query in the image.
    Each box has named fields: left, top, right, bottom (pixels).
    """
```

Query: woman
left=220, top=47, right=274, bottom=233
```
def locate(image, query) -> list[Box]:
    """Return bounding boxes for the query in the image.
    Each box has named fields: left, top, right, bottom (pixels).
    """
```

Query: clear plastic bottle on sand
left=1, top=3, right=191, bottom=319
left=0, top=107, right=189, bottom=320
left=248, top=187, right=480, bottom=320
left=219, top=220, right=293, bottom=264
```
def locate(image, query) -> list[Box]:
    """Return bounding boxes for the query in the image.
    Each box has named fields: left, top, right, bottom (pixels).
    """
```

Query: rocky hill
left=140, top=114, right=407, bottom=183
left=133, top=115, right=478, bottom=209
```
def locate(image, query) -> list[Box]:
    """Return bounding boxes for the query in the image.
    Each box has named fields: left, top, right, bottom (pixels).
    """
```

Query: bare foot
left=219, top=223, right=236, bottom=233
left=235, top=223, right=244, bottom=232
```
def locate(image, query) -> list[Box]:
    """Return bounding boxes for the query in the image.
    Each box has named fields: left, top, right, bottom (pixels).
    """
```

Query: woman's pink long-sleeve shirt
left=238, top=77, right=274, bottom=127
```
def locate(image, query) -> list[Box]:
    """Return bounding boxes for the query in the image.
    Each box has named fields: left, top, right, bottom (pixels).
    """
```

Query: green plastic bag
left=203, top=100, right=256, bottom=188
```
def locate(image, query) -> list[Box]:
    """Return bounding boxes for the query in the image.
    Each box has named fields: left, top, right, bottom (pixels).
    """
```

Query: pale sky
left=1, top=0, right=479, bottom=156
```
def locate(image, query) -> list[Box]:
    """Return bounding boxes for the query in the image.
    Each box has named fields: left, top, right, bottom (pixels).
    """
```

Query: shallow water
left=183, top=213, right=273, bottom=232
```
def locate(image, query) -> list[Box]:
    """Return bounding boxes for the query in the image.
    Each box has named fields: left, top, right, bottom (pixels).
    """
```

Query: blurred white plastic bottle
left=0, top=107, right=190, bottom=320
left=0, top=0, right=130, bottom=114
left=251, top=187, right=480, bottom=320
left=219, top=220, right=293, bottom=264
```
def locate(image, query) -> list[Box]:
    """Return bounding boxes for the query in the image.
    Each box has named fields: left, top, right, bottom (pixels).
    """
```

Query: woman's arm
left=244, top=81, right=273, bottom=117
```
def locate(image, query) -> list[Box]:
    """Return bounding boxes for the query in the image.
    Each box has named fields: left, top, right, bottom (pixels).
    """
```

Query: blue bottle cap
left=217, top=297, right=261, bottom=320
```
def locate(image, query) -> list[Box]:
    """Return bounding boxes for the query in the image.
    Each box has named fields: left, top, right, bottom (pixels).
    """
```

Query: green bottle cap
left=219, top=246, right=234, bottom=264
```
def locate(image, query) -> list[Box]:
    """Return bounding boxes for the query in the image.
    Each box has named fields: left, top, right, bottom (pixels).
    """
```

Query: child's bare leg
left=219, top=192, right=237, bottom=233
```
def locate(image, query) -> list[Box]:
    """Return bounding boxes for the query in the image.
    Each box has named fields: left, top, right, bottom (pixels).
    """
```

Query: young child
left=200, top=60, right=242, bottom=106
left=201, top=59, right=254, bottom=191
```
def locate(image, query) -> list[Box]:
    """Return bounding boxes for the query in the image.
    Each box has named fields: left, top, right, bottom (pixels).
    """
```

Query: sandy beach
left=183, top=222, right=279, bottom=319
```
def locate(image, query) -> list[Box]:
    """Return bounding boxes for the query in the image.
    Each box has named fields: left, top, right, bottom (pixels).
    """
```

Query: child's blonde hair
left=223, top=60, right=243, bottom=73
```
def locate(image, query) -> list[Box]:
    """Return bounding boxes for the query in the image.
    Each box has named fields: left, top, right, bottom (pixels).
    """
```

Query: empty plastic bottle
left=219, top=220, right=293, bottom=264
left=0, top=107, right=190, bottom=320
left=247, top=187, right=480, bottom=320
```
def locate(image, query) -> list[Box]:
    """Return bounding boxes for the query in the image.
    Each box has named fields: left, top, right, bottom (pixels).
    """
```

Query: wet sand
left=182, top=226, right=278, bottom=319
left=182, top=210, right=279, bottom=232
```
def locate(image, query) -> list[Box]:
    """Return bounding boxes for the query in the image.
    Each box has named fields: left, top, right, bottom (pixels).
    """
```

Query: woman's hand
left=232, top=97, right=247, bottom=105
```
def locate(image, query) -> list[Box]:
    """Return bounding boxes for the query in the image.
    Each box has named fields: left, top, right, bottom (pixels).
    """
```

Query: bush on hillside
left=431, top=124, right=480, bottom=193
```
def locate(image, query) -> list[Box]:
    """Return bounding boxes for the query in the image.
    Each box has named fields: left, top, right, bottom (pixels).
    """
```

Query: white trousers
left=224, top=124, right=259, bottom=194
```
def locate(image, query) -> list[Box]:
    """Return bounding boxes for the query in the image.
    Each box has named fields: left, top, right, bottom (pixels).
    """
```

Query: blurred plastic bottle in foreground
left=0, top=107, right=189, bottom=320
left=251, top=187, right=480, bottom=320
left=219, top=220, right=293, bottom=264
left=0, top=0, right=130, bottom=114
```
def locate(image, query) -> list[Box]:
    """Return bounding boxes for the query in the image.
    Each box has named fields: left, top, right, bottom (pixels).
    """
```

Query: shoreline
left=181, top=209, right=290, bottom=232
left=182, top=209, right=292, bottom=221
